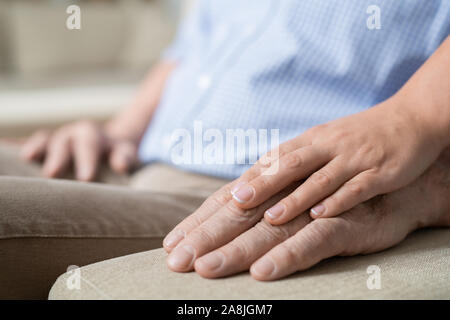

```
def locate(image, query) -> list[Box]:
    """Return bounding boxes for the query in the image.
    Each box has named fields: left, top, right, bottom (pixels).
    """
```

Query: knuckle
left=257, top=151, right=274, bottom=168
left=283, top=193, right=302, bottom=210
left=189, top=227, right=218, bottom=249
left=311, top=170, right=332, bottom=188
left=225, top=201, right=255, bottom=222
left=347, top=182, right=364, bottom=197
left=250, top=165, right=264, bottom=177
left=357, top=143, right=373, bottom=157
left=224, top=241, right=251, bottom=262
left=304, top=223, right=330, bottom=246
left=312, top=220, right=336, bottom=242
left=211, top=188, right=232, bottom=207
left=281, top=152, right=304, bottom=169
left=381, top=165, right=400, bottom=184
left=261, top=144, right=284, bottom=161
left=332, top=129, right=352, bottom=142
left=368, top=167, right=380, bottom=176
left=312, top=219, right=348, bottom=253
left=182, top=214, right=203, bottom=231
left=278, top=241, right=302, bottom=266
left=326, top=194, right=343, bottom=211
left=363, top=144, right=386, bottom=163
left=254, top=219, right=291, bottom=241
left=253, top=175, right=275, bottom=192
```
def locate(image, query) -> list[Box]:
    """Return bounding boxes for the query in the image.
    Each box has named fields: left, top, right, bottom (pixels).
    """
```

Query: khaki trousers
left=0, top=143, right=229, bottom=299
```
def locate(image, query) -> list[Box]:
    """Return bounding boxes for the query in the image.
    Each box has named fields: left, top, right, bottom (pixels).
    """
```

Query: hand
left=164, top=147, right=450, bottom=280
left=21, top=121, right=138, bottom=181
left=230, top=97, right=446, bottom=224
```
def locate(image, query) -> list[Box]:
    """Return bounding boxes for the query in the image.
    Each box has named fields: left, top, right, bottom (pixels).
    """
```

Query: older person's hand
left=21, top=121, right=138, bottom=181
left=164, top=147, right=450, bottom=280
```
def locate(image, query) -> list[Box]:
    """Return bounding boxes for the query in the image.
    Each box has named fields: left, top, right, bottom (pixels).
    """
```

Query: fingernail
left=266, top=203, right=285, bottom=219
left=164, top=229, right=185, bottom=249
left=232, top=185, right=254, bottom=203
left=167, top=245, right=196, bottom=270
left=198, top=252, right=224, bottom=271
left=252, top=257, right=275, bottom=277
left=231, top=181, right=247, bottom=195
left=311, top=204, right=326, bottom=216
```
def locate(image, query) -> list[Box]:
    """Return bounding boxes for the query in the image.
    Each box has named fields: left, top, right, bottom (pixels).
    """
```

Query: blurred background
left=0, top=0, right=192, bottom=139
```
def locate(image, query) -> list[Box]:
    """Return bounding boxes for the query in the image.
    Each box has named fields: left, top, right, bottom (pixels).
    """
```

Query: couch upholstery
left=49, top=228, right=450, bottom=299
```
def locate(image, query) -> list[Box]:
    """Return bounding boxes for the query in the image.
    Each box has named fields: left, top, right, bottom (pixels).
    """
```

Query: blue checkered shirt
left=139, top=0, right=450, bottom=179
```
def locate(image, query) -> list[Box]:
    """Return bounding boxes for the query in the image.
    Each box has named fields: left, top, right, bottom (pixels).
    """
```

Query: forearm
left=105, top=60, right=177, bottom=144
left=393, top=36, right=450, bottom=149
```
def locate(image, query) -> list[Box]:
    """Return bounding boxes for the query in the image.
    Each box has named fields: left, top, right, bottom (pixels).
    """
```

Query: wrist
left=390, top=92, right=450, bottom=151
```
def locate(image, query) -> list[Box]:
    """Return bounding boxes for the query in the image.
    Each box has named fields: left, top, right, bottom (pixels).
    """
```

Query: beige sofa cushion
left=49, top=228, right=450, bottom=300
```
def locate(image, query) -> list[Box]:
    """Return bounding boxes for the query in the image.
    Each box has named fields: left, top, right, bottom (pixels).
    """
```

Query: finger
left=166, top=185, right=295, bottom=272
left=163, top=182, right=235, bottom=252
left=42, top=130, right=72, bottom=178
left=162, top=155, right=283, bottom=252
left=163, top=140, right=307, bottom=253
left=194, top=213, right=311, bottom=278
left=232, top=136, right=311, bottom=190
left=109, top=141, right=137, bottom=174
left=250, top=218, right=350, bottom=281
left=20, top=130, right=50, bottom=162
left=231, top=146, right=330, bottom=208
left=231, top=141, right=297, bottom=188
left=72, top=123, right=103, bottom=181
left=166, top=201, right=264, bottom=272
left=309, top=170, right=380, bottom=219
left=264, top=157, right=356, bottom=225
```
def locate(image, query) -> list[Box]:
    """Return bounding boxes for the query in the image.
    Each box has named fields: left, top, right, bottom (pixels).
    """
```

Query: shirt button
left=197, top=74, right=212, bottom=90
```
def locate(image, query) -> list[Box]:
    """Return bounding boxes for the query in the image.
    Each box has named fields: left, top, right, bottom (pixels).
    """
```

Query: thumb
left=109, top=141, right=138, bottom=174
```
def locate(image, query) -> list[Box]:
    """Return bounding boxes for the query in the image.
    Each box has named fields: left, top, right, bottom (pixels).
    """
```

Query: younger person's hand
left=230, top=97, right=447, bottom=224
left=21, top=121, right=138, bottom=181
left=231, top=36, right=450, bottom=225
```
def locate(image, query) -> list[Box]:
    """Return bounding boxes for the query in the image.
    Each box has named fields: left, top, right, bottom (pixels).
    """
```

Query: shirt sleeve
left=162, top=0, right=209, bottom=62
